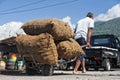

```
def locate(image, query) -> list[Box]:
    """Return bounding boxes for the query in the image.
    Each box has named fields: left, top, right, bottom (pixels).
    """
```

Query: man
left=73, top=12, right=94, bottom=74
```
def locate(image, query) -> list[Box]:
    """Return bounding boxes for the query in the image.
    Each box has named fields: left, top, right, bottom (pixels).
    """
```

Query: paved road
left=0, top=68, right=120, bottom=80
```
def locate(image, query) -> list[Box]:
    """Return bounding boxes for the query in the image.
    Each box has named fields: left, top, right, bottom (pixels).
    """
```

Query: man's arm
left=87, top=28, right=93, bottom=47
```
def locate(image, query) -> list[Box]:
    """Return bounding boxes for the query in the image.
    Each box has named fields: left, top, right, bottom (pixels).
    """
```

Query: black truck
left=85, top=34, right=120, bottom=71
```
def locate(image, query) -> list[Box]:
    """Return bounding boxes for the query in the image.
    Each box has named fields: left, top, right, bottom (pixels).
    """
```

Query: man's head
left=86, top=12, right=94, bottom=19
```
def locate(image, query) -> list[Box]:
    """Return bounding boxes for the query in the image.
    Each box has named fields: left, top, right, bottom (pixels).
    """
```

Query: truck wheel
left=41, top=64, right=53, bottom=76
left=103, top=59, right=111, bottom=71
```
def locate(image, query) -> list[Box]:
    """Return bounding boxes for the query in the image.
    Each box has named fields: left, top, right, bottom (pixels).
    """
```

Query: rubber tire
left=26, top=64, right=37, bottom=75
left=103, top=59, right=111, bottom=71
left=59, top=61, right=67, bottom=70
left=94, top=67, right=99, bottom=71
left=41, top=64, right=53, bottom=76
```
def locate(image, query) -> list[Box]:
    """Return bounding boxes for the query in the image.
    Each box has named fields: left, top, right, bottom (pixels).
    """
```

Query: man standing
left=73, top=12, right=94, bottom=74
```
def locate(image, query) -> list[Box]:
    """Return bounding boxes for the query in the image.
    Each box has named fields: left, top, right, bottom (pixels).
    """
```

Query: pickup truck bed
left=86, top=46, right=118, bottom=58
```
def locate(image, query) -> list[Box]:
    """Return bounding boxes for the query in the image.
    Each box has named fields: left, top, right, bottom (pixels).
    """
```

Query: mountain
left=93, top=17, right=120, bottom=39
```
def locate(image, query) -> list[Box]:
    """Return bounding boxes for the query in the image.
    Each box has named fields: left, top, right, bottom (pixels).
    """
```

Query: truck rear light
left=94, top=57, right=102, bottom=60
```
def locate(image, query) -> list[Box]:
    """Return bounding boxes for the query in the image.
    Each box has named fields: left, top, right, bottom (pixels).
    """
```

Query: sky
left=0, top=0, right=120, bottom=39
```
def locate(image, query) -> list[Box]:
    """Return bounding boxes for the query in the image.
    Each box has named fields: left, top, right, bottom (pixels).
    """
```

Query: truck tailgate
left=86, top=46, right=118, bottom=58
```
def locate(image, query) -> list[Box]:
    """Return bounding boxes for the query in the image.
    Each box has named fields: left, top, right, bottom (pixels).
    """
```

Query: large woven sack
left=57, top=38, right=84, bottom=60
left=21, top=18, right=75, bottom=41
left=16, top=33, right=58, bottom=65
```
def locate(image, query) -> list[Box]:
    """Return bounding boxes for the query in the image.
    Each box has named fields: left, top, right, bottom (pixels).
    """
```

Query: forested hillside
left=93, top=17, right=120, bottom=39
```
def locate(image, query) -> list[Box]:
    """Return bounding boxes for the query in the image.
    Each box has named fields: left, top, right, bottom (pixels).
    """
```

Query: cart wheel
left=59, top=61, right=67, bottom=70
left=41, top=64, right=53, bottom=76
left=103, top=59, right=111, bottom=71
left=26, top=63, right=37, bottom=75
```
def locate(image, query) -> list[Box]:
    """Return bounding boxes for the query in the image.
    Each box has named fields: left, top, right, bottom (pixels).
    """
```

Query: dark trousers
left=76, top=37, right=86, bottom=60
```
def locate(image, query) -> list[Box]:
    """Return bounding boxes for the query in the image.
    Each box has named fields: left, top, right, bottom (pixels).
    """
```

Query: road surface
left=0, top=68, right=120, bottom=80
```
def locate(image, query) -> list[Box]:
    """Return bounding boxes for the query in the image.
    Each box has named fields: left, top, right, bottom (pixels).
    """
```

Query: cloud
left=62, top=16, right=75, bottom=30
left=0, top=22, right=24, bottom=40
left=95, top=4, right=120, bottom=21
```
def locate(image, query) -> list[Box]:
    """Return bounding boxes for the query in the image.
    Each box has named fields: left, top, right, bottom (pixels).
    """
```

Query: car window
left=94, top=38, right=109, bottom=45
